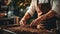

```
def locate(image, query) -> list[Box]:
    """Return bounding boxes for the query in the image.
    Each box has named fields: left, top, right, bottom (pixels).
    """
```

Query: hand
left=30, top=19, right=45, bottom=29
left=30, top=15, right=46, bottom=26
left=19, top=18, right=26, bottom=26
left=37, top=24, right=45, bottom=29
left=30, top=19, right=40, bottom=26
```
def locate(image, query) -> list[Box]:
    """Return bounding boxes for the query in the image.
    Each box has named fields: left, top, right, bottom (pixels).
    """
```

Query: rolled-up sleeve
left=27, top=0, right=36, bottom=17
left=52, top=0, right=60, bottom=14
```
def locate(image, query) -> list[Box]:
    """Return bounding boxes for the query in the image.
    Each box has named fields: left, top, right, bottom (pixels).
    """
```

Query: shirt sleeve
left=52, top=0, right=60, bottom=14
left=26, top=0, right=37, bottom=17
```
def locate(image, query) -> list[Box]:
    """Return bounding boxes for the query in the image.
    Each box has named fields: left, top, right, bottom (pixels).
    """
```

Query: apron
left=37, top=0, right=57, bottom=30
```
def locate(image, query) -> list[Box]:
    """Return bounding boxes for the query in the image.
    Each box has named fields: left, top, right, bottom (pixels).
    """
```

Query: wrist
left=37, top=15, right=47, bottom=22
left=22, top=17, right=26, bottom=21
left=23, top=13, right=31, bottom=20
left=38, top=12, right=42, bottom=17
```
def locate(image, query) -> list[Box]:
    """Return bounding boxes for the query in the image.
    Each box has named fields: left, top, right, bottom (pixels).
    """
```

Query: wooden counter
left=3, top=25, right=55, bottom=34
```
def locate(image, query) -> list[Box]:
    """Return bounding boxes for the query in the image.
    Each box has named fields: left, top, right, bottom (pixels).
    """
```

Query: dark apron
left=39, top=3, right=57, bottom=30
left=39, top=3, right=51, bottom=14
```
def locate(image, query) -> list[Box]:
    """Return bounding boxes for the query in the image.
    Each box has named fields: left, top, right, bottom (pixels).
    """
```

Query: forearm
left=44, top=10, right=56, bottom=19
left=36, top=6, right=42, bottom=14
left=22, top=12, right=31, bottom=20
left=35, top=4, right=42, bottom=17
left=37, top=8, right=42, bottom=17
left=35, top=10, right=56, bottom=23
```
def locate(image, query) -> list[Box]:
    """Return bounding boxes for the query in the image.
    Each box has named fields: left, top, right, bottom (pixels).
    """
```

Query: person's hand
left=30, top=15, right=46, bottom=26
left=30, top=19, right=45, bottom=29
left=30, top=19, right=39, bottom=27
left=37, top=24, right=45, bottom=29
left=19, top=18, right=26, bottom=26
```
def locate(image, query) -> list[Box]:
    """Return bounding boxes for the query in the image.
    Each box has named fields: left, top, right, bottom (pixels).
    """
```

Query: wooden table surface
left=3, top=25, right=55, bottom=34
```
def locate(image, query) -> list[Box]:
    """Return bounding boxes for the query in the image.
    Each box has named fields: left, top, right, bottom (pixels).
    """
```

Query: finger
left=20, top=20, right=24, bottom=25
left=20, top=21, right=25, bottom=26
left=20, top=21, right=22, bottom=25
left=30, top=20, right=34, bottom=25
left=30, top=20, right=37, bottom=27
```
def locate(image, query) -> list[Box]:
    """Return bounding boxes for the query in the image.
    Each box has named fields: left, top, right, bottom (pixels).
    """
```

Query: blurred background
left=0, top=0, right=31, bottom=18
left=0, top=0, right=33, bottom=25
